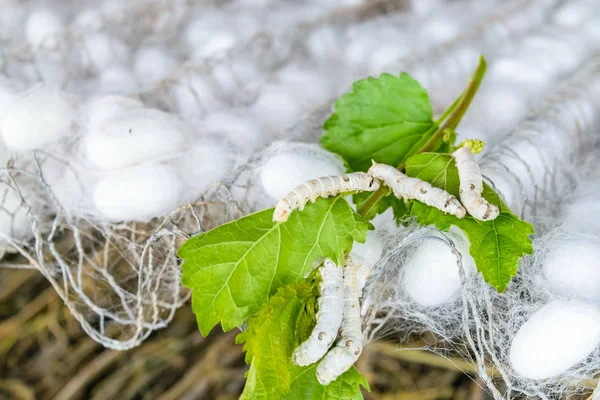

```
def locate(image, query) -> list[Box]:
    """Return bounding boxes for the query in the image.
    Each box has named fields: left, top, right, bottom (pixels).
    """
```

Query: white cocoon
left=344, top=35, right=377, bottom=69
left=83, top=109, right=188, bottom=170
left=543, top=240, right=600, bottom=303
left=0, top=80, right=16, bottom=123
left=25, top=9, right=63, bottom=48
left=72, top=9, right=104, bottom=32
left=172, top=74, right=222, bottom=121
left=201, top=110, right=266, bottom=151
left=93, top=164, right=183, bottom=222
left=98, top=66, right=138, bottom=95
left=553, top=0, right=595, bottom=27
left=307, top=26, right=342, bottom=61
left=211, top=64, right=241, bottom=96
left=1, top=87, right=73, bottom=152
left=185, top=14, right=239, bottom=58
left=371, top=208, right=401, bottom=235
left=509, top=300, right=600, bottom=380
left=44, top=159, right=99, bottom=215
left=350, top=230, right=384, bottom=270
left=134, top=47, right=177, bottom=86
left=519, top=33, right=585, bottom=76
left=403, top=227, right=476, bottom=307
left=561, top=198, right=600, bottom=235
left=251, top=85, right=304, bottom=134
left=234, top=0, right=277, bottom=6
left=259, top=151, right=345, bottom=201
left=277, top=65, right=334, bottom=108
left=368, top=42, right=410, bottom=74
left=583, top=19, right=600, bottom=45
left=476, top=85, right=528, bottom=133
left=176, top=143, right=233, bottom=198
left=418, top=15, right=461, bottom=45
left=489, top=56, right=553, bottom=92
left=81, top=33, right=129, bottom=71
left=79, top=95, right=144, bottom=129
left=0, top=0, right=25, bottom=42
left=232, top=13, right=261, bottom=39
left=100, top=0, right=127, bottom=22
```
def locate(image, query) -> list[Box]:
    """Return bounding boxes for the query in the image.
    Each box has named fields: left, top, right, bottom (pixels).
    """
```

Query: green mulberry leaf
left=179, top=197, right=371, bottom=335
left=406, top=152, right=534, bottom=291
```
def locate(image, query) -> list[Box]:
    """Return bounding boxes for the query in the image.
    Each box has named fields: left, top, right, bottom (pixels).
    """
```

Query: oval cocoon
left=402, top=227, right=476, bottom=307
left=134, top=46, right=177, bottom=86
left=553, top=0, right=594, bottom=27
left=510, top=300, right=600, bottom=380
left=259, top=151, right=345, bottom=201
left=81, top=33, right=129, bottom=71
left=172, top=74, right=222, bottom=120
left=98, top=66, right=138, bottom=95
left=26, top=9, right=63, bottom=47
left=277, top=65, right=333, bottom=108
left=1, top=87, right=73, bottom=152
left=0, top=80, right=16, bottom=123
left=83, top=109, right=188, bottom=170
left=93, top=164, right=183, bottom=222
left=543, top=240, right=600, bottom=303
left=251, top=85, right=303, bottom=134
left=561, top=198, right=600, bottom=235
left=79, top=95, right=144, bottom=129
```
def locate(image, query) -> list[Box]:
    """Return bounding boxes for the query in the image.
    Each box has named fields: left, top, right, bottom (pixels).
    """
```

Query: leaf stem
left=419, top=55, right=487, bottom=154
left=357, top=56, right=487, bottom=218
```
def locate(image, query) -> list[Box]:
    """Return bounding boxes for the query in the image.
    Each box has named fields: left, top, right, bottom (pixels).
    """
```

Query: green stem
left=357, top=56, right=487, bottom=218
left=435, top=94, right=461, bottom=125
left=419, top=55, right=487, bottom=154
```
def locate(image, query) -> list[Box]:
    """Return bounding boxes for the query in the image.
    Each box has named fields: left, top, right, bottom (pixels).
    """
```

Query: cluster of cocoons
left=2, top=1, right=600, bottom=396
left=3, top=0, right=437, bottom=227
left=396, top=22, right=600, bottom=306
left=459, top=0, right=600, bottom=144
left=81, top=97, right=234, bottom=222
left=0, top=85, right=235, bottom=225
left=388, top=60, right=600, bottom=392
left=383, top=8, right=600, bottom=393
left=508, top=183, right=600, bottom=380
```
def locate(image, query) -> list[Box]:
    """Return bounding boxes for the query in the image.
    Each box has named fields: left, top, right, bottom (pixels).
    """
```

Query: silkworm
left=453, top=146, right=499, bottom=221
left=368, top=161, right=466, bottom=218
left=292, top=258, right=344, bottom=366
left=316, top=256, right=365, bottom=385
left=273, top=172, right=380, bottom=222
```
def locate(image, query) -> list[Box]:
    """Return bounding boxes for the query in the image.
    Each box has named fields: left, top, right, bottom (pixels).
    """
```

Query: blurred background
left=1, top=0, right=599, bottom=399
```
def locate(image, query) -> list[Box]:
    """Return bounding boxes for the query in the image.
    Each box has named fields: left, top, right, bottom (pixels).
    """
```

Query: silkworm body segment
left=453, top=146, right=499, bottom=221
left=316, top=258, right=364, bottom=385
left=292, top=258, right=344, bottom=366
left=368, top=161, right=466, bottom=218
left=273, top=172, right=380, bottom=222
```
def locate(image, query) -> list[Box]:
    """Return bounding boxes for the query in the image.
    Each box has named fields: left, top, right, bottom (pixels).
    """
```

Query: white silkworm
left=273, top=172, right=380, bottom=222
left=292, top=258, right=344, bottom=366
left=368, top=162, right=466, bottom=218
left=453, top=146, right=499, bottom=221
left=316, top=257, right=364, bottom=385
